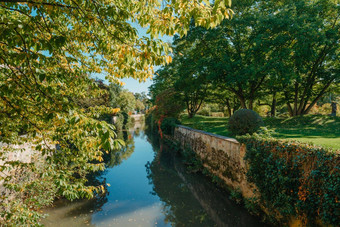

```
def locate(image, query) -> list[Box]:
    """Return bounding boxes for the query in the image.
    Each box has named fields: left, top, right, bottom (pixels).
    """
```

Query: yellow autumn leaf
left=112, top=108, right=120, bottom=114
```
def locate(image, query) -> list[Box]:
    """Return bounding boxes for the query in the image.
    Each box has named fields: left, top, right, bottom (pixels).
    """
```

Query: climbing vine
left=238, top=135, right=340, bottom=226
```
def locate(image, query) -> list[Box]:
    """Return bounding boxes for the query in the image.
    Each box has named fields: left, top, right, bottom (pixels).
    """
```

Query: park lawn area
left=180, top=114, right=340, bottom=150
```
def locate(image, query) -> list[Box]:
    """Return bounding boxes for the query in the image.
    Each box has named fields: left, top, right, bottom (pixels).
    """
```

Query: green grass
left=180, top=114, right=340, bottom=150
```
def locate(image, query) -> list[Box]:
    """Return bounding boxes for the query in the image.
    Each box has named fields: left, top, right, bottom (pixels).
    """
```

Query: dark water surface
left=42, top=125, right=264, bottom=227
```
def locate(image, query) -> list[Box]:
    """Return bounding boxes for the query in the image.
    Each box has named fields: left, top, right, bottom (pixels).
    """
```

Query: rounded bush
left=228, top=109, right=263, bottom=136
left=161, top=117, right=181, bottom=136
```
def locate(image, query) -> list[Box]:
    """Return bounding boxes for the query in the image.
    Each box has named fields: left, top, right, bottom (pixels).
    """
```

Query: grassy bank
left=180, top=114, right=340, bottom=150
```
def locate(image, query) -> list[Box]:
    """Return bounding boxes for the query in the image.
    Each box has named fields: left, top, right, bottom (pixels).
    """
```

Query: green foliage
left=197, top=105, right=211, bottom=116
left=160, top=117, right=181, bottom=136
left=113, top=113, right=125, bottom=131
left=180, top=146, right=204, bottom=173
left=135, top=100, right=145, bottom=113
left=181, top=114, right=340, bottom=149
left=0, top=162, right=56, bottom=226
left=121, top=111, right=130, bottom=126
left=238, top=135, right=340, bottom=225
left=145, top=110, right=157, bottom=133
left=98, top=113, right=113, bottom=124
left=109, top=83, right=123, bottom=108
left=134, top=92, right=149, bottom=111
left=228, top=109, right=264, bottom=136
left=150, top=0, right=339, bottom=115
left=150, top=23, right=211, bottom=118
left=192, top=121, right=206, bottom=131
left=229, top=188, right=243, bottom=204
left=75, top=80, right=110, bottom=109
left=153, top=88, right=185, bottom=121
left=243, top=197, right=261, bottom=216
left=0, top=0, right=232, bottom=224
left=116, top=91, right=136, bottom=113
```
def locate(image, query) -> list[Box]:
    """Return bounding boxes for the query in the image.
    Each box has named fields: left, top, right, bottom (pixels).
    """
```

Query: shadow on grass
left=181, top=114, right=340, bottom=149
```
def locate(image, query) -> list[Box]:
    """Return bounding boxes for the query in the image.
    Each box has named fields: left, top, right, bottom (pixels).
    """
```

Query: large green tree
left=157, top=0, right=339, bottom=115
left=262, top=0, right=340, bottom=116
left=0, top=0, right=232, bottom=224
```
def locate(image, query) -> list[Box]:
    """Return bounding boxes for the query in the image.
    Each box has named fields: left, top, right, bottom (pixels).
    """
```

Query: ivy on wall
left=239, top=135, right=339, bottom=226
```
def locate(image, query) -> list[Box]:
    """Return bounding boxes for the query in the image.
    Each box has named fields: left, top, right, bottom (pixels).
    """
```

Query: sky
left=95, top=22, right=173, bottom=94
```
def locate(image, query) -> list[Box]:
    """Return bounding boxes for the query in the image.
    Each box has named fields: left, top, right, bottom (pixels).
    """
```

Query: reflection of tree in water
left=105, top=130, right=135, bottom=168
left=145, top=129, right=161, bottom=152
left=45, top=129, right=138, bottom=225
left=145, top=131, right=214, bottom=226
left=81, top=130, right=135, bottom=210
left=145, top=131, right=265, bottom=227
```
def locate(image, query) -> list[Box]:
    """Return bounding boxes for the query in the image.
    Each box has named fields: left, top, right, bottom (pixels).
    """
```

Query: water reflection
left=43, top=125, right=265, bottom=227
left=145, top=130, right=265, bottom=227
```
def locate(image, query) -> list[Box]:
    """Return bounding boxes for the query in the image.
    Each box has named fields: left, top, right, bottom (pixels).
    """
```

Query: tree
left=0, top=0, right=232, bottom=224
left=263, top=0, right=340, bottom=116
left=152, top=1, right=271, bottom=110
left=134, top=91, right=149, bottom=110
left=135, top=100, right=145, bottom=113
left=117, top=90, right=136, bottom=113
left=160, top=0, right=339, bottom=115
left=151, top=24, right=213, bottom=118
left=207, top=85, right=240, bottom=117
left=109, top=83, right=123, bottom=108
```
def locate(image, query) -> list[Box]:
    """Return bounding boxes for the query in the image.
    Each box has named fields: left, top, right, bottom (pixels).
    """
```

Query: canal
left=42, top=125, right=265, bottom=227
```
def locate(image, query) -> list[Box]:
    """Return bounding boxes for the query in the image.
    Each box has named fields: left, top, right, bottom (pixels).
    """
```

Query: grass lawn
left=180, top=114, right=340, bottom=150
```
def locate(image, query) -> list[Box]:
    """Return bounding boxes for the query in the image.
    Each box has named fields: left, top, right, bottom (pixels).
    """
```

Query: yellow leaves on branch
left=111, top=108, right=120, bottom=114
left=165, top=55, right=172, bottom=64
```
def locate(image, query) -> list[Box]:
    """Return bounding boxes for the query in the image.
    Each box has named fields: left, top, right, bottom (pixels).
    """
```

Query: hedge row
left=238, top=135, right=340, bottom=226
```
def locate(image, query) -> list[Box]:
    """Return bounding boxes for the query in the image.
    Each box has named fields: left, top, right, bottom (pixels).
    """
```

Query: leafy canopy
left=0, top=0, right=233, bottom=224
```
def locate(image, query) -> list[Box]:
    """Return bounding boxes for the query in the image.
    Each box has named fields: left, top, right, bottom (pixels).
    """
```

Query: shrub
left=228, top=109, right=263, bottom=135
left=211, top=112, right=224, bottom=117
left=113, top=113, right=125, bottom=131
left=121, top=111, right=130, bottom=126
left=98, top=113, right=113, bottom=124
left=160, top=117, right=181, bottom=136
left=238, top=135, right=340, bottom=226
left=145, top=108, right=157, bottom=132
left=198, top=106, right=210, bottom=116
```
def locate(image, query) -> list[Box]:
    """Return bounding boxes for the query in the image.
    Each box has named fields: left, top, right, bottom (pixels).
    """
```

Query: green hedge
left=238, top=135, right=339, bottom=226
left=160, top=117, right=181, bottom=136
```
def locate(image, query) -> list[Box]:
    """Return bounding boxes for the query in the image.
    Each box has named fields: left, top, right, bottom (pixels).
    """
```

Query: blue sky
left=95, top=22, right=172, bottom=94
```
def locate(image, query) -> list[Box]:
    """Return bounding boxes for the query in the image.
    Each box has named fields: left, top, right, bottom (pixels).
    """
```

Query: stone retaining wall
left=174, top=125, right=257, bottom=199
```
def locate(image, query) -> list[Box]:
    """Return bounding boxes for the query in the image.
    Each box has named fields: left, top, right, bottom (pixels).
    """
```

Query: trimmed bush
left=238, top=135, right=340, bottom=226
left=228, top=109, right=263, bottom=135
left=160, top=117, right=181, bottom=136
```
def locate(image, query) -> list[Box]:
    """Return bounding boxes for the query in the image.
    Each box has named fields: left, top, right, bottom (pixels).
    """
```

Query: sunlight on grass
left=181, top=114, right=340, bottom=150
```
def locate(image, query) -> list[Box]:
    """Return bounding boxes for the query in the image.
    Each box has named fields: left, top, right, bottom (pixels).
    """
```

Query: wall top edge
left=176, top=125, right=240, bottom=144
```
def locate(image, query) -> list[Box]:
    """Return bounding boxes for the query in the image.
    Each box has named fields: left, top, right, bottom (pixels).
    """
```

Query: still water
left=42, top=125, right=264, bottom=227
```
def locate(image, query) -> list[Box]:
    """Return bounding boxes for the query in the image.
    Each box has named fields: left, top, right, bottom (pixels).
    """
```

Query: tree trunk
left=239, top=97, right=247, bottom=109
left=188, top=110, right=194, bottom=118
left=293, top=82, right=298, bottom=116
left=225, top=99, right=232, bottom=117
left=331, top=102, right=337, bottom=116
left=271, top=91, right=277, bottom=117
left=287, top=103, right=294, bottom=117
left=248, top=99, right=254, bottom=110
left=303, top=80, right=334, bottom=115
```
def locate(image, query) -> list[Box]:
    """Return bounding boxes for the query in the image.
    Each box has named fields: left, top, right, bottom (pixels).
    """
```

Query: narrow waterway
left=42, top=125, right=265, bottom=227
